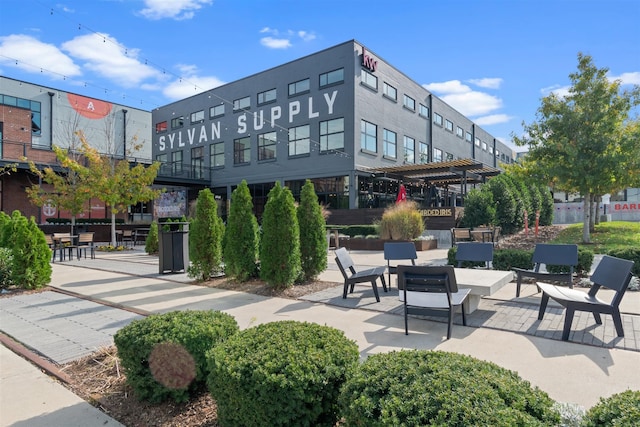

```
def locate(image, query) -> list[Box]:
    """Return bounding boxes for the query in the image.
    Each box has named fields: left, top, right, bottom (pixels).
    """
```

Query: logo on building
left=362, top=48, right=377, bottom=73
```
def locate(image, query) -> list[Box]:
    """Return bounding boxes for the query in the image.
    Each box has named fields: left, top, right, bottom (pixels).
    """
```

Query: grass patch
left=550, top=221, right=640, bottom=253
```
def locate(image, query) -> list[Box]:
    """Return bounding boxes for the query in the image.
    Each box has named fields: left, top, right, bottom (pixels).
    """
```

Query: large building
left=0, top=76, right=152, bottom=222
left=152, top=40, right=515, bottom=219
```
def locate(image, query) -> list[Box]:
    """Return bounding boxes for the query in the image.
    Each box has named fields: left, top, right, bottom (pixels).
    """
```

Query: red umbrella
left=396, top=184, right=407, bottom=204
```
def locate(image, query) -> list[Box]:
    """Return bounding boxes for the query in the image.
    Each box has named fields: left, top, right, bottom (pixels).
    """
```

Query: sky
left=1, top=0, right=639, bottom=153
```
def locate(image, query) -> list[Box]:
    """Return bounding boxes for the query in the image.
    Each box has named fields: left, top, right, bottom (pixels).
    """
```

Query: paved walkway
left=1, top=247, right=639, bottom=426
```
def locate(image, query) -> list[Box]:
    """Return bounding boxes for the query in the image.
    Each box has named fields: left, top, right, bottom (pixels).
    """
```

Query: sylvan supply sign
left=157, top=90, right=338, bottom=152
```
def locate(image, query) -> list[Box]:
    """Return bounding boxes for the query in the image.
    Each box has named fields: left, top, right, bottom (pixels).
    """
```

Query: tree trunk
left=582, top=193, right=591, bottom=243
left=589, top=194, right=596, bottom=232
left=593, top=195, right=601, bottom=226
left=111, top=211, right=117, bottom=246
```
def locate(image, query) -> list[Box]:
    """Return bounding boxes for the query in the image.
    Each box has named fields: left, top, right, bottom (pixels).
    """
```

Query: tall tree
left=297, top=180, right=328, bottom=281
left=514, top=53, right=640, bottom=242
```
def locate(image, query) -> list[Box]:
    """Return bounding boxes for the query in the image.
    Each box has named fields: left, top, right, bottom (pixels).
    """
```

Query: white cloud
left=541, top=84, right=570, bottom=98
left=162, top=64, right=225, bottom=100
left=139, top=0, right=212, bottom=20
left=0, top=34, right=81, bottom=79
left=258, top=27, right=315, bottom=49
left=424, top=80, right=503, bottom=117
left=260, top=37, right=292, bottom=49
left=609, top=71, right=640, bottom=85
left=473, top=114, right=512, bottom=126
left=62, top=33, right=160, bottom=87
left=467, top=77, right=503, bottom=89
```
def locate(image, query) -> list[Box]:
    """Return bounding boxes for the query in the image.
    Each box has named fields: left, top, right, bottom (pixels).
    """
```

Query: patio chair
left=455, top=242, right=493, bottom=269
left=335, top=247, right=387, bottom=302
left=537, top=255, right=634, bottom=341
left=383, top=242, right=417, bottom=288
left=398, top=265, right=470, bottom=340
left=513, top=243, right=578, bottom=297
left=450, top=228, right=472, bottom=246
left=121, top=229, right=135, bottom=247
left=76, top=232, right=96, bottom=259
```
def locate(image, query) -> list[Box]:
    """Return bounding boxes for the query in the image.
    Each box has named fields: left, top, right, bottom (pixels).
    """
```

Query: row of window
left=360, top=119, right=429, bottom=163
left=155, top=68, right=345, bottom=134
left=156, top=117, right=346, bottom=174
left=361, top=70, right=430, bottom=120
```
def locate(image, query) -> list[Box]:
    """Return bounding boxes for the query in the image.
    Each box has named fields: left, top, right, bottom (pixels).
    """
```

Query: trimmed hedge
left=607, top=248, right=640, bottom=276
left=339, top=350, right=560, bottom=426
left=207, top=320, right=359, bottom=427
left=327, top=224, right=378, bottom=237
left=582, top=390, right=640, bottom=427
left=113, top=310, right=238, bottom=403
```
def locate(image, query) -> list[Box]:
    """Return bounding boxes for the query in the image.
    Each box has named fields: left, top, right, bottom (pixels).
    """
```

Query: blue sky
left=1, top=0, right=639, bottom=152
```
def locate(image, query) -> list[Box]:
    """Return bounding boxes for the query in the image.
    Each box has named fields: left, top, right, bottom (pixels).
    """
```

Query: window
left=234, top=136, right=251, bottom=164
left=258, top=131, right=277, bottom=160
left=210, top=142, right=224, bottom=168
left=496, top=149, right=500, bottom=158
left=445, top=119, right=454, bottom=132
left=156, top=153, right=168, bottom=174
left=419, top=104, right=429, bottom=118
left=0, top=95, right=41, bottom=135
left=433, top=147, right=443, bottom=162
left=475, top=137, right=481, bottom=147
left=210, top=104, right=225, bottom=118
left=171, top=116, right=184, bottom=129
left=482, top=141, right=487, bottom=151
left=456, top=126, right=464, bottom=138
left=320, top=117, right=344, bottom=151
left=288, top=125, right=310, bottom=156
left=466, top=132, right=473, bottom=143
left=171, top=150, right=183, bottom=175
left=258, top=88, right=277, bottom=105
left=320, top=68, right=344, bottom=87
left=403, top=95, right=415, bottom=111
left=418, top=141, right=429, bottom=163
left=383, top=129, right=397, bottom=158
left=155, top=121, right=167, bottom=133
left=489, top=146, right=494, bottom=154
left=361, top=120, right=377, bottom=152
left=404, top=136, right=415, bottom=163
left=191, top=146, right=204, bottom=179
left=361, top=69, right=377, bottom=90
left=190, top=110, right=204, bottom=123
left=233, top=96, right=250, bottom=111
left=433, top=113, right=443, bottom=126
left=288, top=78, right=310, bottom=96
left=383, top=82, right=397, bottom=100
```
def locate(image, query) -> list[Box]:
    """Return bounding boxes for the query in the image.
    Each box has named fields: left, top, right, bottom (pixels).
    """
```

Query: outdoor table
left=52, top=234, right=78, bottom=261
left=454, top=268, right=514, bottom=313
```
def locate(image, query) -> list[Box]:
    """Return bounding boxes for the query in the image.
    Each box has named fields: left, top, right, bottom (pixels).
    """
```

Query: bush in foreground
left=114, top=310, right=238, bottom=403
left=582, top=390, right=640, bottom=427
left=207, top=320, right=359, bottom=427
left=339, top=350, right=560, bottom=426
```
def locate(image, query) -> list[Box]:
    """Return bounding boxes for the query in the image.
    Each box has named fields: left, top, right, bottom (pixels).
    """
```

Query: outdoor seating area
left=514, top=243, right=579, bottom=297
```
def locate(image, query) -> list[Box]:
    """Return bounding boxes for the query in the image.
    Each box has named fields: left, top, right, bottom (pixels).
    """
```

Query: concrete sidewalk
left=1, top=248, right=639, bottom=426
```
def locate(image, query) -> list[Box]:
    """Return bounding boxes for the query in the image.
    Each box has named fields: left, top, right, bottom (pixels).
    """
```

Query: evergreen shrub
left=462, top=188, right=496, bottom=228
left=607, top=248, right=640, bottom=276
left=493, top=249, right=535, bottom=270
left=339, top=350, right=560, bottom=426
left=582, top=390, right=640, bottom=427
left=378, top=201, right=424, bottom=240
left=145, top=221, right=159, bottom=254
left=113, top=310, right=238, bottom=403
left=0, top=247, right=13, bottom=289
left=223, top=180, right=259, bottom=281
left=297, top=180, right=328, bottom=281
left=207, top=320, right=359, bottom=427
left=188, top=189, right=224, bottom=281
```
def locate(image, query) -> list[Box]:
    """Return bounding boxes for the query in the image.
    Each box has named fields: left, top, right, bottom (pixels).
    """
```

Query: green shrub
left=582, top=390, right=640, bottom=427
left=339, top=350, right=560, bottom=426
left=607, top=248, right=640, bottom=276
left=462, top=188, right=496, bottom=228
left=0, top=211, right=51, bottom=289
left=0, top=247, right=14, bottom=289
left=224, top=180, right=260, bottom=281
left=487, top=177, right=518, bottom=235
left=297, top=180, right=328, bottom=281
left=378, top=201, right=424, bottom=240
left=260, top=182, right=301, bottom=289
left=333, top=225, right=378, bottom=237
left=207, top=320, right=359, bottom=427
left=113, top=310, right=238, bottom=404
left=145, top=221, right=159, bottom=254
left=493, top=249, right=535, bottom=271
left=188, top=189, right=225, bottom=281
left=546, top=248, right=594, bottom=276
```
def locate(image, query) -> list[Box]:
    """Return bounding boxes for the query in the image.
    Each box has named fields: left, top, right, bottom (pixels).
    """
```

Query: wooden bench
left=513, top=243, right=578, bottom=297
left=383, top=242, right=417, bottom=288
left=335, top=248, right=387, bottom=302
left=537, top=255, right=634, bottom=341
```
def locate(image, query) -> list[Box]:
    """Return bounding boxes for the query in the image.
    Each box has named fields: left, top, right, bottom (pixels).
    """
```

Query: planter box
left=340, top=238, right=437, bottom=251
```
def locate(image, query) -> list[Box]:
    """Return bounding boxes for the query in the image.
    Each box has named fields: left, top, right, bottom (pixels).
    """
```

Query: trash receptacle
left=158, top=222, right=189, bottom=274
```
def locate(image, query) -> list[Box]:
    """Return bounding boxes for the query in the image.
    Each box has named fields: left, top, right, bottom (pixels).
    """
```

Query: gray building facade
left=152, top=40, right=514, bottom=217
